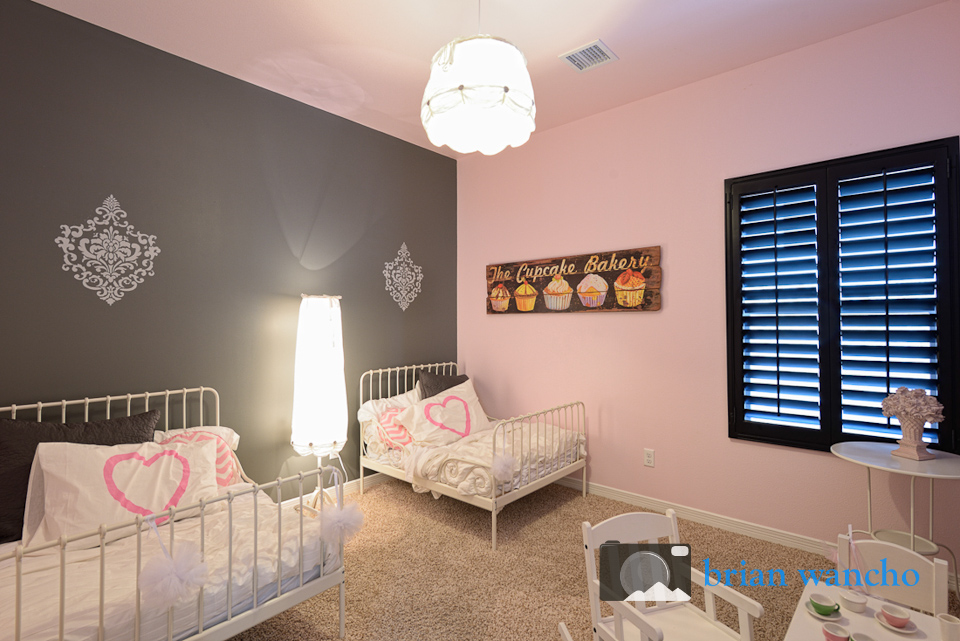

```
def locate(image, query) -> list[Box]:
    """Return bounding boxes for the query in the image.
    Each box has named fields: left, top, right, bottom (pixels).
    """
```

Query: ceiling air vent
left=560, top=39, right=619, bottom=72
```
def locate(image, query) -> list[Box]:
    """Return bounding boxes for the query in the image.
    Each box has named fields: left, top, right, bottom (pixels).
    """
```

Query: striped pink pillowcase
left=159, top=431, right=240, bottom=487
left=378, top=408, right=413, bottom=448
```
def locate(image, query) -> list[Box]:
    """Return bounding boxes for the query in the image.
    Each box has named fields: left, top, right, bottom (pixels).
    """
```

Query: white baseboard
left=348, top=471, right=957, bottom=594
left=555, top=476, right=830, bottom=554
left=342, top=471, right=392, bottom=496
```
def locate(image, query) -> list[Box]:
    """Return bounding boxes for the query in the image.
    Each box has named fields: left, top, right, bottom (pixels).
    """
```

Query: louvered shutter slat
left=838, top=165, right=940, bottom=442
left=740, top=185, right=821, bottom=430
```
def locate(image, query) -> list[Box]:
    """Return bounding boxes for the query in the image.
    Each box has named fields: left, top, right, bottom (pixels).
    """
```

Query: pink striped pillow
left=378, top=408, right=413, bottom=448
left=159, top=431, right=240, bottom=487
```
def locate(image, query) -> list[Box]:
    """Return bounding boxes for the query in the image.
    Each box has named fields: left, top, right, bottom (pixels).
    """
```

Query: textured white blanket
left=364, top=422, right=585, bottom=498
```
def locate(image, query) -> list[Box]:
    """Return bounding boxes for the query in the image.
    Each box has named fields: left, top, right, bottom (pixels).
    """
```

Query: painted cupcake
left=614, top=268, right=646, bottom=308
left=514, top=279, right=538, bottom=312
left=488, top=283, right=511, bottom=312
left=543, top=274, right=573, bottom=311
left=576, top=274, right=608, bottom=308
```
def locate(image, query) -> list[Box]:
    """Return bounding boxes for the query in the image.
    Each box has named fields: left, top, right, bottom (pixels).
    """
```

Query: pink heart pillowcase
left=23, top=440, right=219, bottom=549
left=396, top=379, right=492, bottom=446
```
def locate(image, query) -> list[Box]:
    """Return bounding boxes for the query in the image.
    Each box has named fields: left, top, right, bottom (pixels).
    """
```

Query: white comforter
left=364, top=421, right=585, bottom=497
left=0, top=486, right=340, bottom=641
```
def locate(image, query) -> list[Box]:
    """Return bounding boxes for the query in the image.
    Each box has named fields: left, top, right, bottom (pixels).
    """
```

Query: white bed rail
left=358, top=361, right=458, bottom=406
left=0, top=387, right=220, bottom=431
left=1, top=466, right=346, bottom=641
left=490, top=400, right=586, bottom=497
left=487, top=401, right=586, bottom=548
left=0, top=387, right=256, bottom=486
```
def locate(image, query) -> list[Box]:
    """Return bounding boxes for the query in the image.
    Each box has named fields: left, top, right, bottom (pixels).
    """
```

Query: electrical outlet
left=644, top=448, right=655, bottom=467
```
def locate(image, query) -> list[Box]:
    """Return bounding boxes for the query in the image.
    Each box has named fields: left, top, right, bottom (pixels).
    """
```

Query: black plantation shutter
left=727, top=138, right=957, bottom=453
left=739, top=184, right=822, bottom=430
left=836, top=164, right=940, bottom=442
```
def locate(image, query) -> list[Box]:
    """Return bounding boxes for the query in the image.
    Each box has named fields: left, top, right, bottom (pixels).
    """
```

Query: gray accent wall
left=0, top=0, right=457, bottom=482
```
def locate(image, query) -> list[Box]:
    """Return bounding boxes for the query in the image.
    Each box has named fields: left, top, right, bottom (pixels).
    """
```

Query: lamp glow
left=290, top=295, right=348, bottom=457
left=421, top=35, right=535, bottom=156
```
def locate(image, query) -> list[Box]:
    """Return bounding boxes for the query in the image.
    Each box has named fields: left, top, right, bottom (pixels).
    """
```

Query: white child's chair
left=575, top=509, right=763, bottom=641
left=837, top=533, right=949, bottom=615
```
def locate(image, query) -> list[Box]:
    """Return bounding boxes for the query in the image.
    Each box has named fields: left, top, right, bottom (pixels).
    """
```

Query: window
left=725, top=138, right=958, bottom=452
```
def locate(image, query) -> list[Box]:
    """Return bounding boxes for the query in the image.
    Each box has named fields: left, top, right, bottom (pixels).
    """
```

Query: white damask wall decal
left=383, top=242, right=422, bottom=311
left=55, top=195, right=161, bottom=306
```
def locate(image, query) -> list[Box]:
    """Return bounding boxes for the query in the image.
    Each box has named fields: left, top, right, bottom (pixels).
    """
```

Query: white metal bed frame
left=358, top=363, right=586, bottom=550
left=0, top=386, right=346, bottom=641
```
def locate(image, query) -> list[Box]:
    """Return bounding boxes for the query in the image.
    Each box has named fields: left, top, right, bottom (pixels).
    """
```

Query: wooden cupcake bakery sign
left=486, top=246, right=661, bottom=314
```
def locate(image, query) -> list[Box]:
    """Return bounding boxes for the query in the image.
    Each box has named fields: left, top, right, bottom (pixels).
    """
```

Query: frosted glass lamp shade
left=421, top=35, right=536, bottom=155
left=290, top=295, right=348, bottom=457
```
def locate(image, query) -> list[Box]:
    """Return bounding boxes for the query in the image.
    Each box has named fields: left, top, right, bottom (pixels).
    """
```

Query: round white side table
left=830, top=441, right=960, bottom=586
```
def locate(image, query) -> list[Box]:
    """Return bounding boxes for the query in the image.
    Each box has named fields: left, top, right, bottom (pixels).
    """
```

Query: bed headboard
left=0, top=386, right=220, bottom=431
left=359, top=362, right=457, bottom=404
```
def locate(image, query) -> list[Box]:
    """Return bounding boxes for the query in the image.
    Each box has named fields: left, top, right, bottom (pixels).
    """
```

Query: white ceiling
left=33, top=0, right=948, bottom=159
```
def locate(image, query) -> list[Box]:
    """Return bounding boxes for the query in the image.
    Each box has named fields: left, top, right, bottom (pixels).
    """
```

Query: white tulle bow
left=321, top=502, right=364, bottom=545
left=491, top=453, right=518, bottom=482
left=138, top=519, right=208, bottom=611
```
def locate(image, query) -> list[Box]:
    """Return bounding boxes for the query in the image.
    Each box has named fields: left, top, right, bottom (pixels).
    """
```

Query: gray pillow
left=418, top=369, right=469, bottom=399
left=0, top=410, right=160, bottom=544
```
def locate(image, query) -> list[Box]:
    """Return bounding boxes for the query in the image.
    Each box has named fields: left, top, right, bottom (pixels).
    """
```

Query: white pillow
left=396, top=379, right=492, bottom=446
left=357, top=387, right=421, bottom=426
left=24, top=440, right=219, bottom=548
left=154, top=425, right=240, bottom=450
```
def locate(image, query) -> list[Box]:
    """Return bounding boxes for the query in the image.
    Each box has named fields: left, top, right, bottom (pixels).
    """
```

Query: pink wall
left=457, top=1, right=960, bottom=561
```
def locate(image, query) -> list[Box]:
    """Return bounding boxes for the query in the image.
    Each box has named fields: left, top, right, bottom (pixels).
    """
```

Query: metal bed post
left=581, top=403, right=587, bottom=497
left=167, top=509, right=177, bottom=641
left=135, top=522, right=143, bottom=641
left=59, top=537, right=67, bottom=641
left=198, top=502, right=207, bottom=634
left=359, top=443, right=365, bottom=496
left=15, top=545, right=22, bottom=641
left=336, top=466, right=347, bottom=639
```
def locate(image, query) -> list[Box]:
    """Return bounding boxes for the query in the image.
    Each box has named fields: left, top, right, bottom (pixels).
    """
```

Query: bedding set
left=0, top=398, right=344, bottom=641
left=359, top=369, right=585, bottom=498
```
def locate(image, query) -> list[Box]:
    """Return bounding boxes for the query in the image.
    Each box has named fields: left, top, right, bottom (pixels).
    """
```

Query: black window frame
left=725, top=137, right=959, bottom=453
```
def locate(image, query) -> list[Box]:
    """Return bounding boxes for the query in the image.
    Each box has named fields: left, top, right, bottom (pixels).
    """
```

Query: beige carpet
left=232, top=478, right=959, bottom=641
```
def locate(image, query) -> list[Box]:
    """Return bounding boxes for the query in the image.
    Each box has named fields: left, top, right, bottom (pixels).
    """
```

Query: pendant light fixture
left=420, top=5, right=535, bottom=156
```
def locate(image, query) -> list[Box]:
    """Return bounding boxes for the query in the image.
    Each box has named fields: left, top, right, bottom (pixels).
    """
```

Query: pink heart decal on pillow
left=424, top=395, right=471, bottom=438
left=103, top=450, right=190, bottom=525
